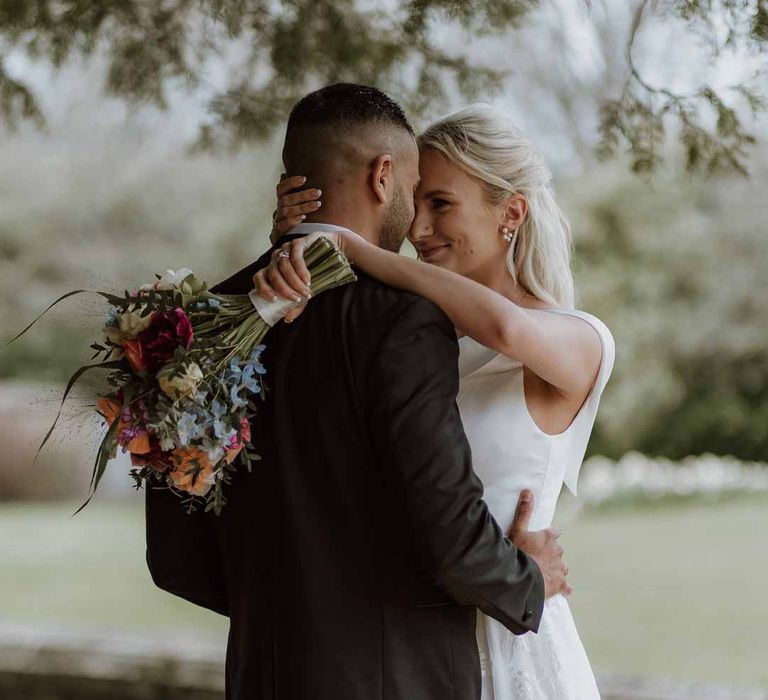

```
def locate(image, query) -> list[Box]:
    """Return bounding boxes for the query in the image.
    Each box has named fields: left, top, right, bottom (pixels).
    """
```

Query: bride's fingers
left=284, top=302, right=308, bottom=324
left=280, top=188, right=322, bottom=209
left=253, top=269, right=279, bottom=302
left=265, top=252, right=303, bottom=301
left=289, top=238, right=312, bottom=288
left=277, top=199, right=322, bottom=222
left=277, top=249, right=312, bottom=299
left=266, top=265, right=302, bottom=301
left=276, top=175, right=307, bottom=197
left=273, top=216, right=303, bottom=237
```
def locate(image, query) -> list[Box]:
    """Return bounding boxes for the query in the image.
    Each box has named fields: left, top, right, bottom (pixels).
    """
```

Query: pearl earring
left=502, top=227, right=515, bottom=243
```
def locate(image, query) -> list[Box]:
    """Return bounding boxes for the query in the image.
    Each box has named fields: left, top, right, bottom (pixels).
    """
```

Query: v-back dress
left=456, top=308, right=615, bottom=700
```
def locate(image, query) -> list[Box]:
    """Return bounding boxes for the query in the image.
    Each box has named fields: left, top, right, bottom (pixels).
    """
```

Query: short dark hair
left=287, top=83, right=414, bottom=137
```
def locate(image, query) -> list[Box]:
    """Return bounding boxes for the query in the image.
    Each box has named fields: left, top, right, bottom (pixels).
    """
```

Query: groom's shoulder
left=348, top=270, right=454, bottom=334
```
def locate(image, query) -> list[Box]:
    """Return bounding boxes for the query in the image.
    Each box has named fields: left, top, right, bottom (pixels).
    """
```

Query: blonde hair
left=418, top=104, right=576, bottom=309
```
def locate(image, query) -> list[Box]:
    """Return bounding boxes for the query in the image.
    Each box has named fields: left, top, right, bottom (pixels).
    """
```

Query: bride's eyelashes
left=431, top=198, right=450, bottom=210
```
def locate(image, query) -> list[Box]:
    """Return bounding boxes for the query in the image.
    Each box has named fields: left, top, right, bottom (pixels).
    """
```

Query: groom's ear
left=370, top=154, right=394, bottom=205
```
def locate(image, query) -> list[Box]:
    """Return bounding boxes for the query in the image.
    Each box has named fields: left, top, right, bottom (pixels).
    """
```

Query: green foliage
left=597, top=0, right=767, bottom=176
left=0, top=0, right=530, bottom=148
left=636, top=349, right=768, bottom=459
left=567, top=157, right=768, bottom=462
left=0, top=0, right=765, bottom=173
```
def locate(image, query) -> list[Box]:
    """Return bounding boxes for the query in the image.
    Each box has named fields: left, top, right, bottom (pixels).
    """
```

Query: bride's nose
left=408, top=209, right=433, bottom=242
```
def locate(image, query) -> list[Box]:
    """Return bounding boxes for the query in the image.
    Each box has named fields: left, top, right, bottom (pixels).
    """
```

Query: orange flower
left=126, top=431, right=151, bottom=454
left=223, top=443, right=242, bottom=465
left=169, top=446, right=215, bottom=496
left=121, top=337, right=147, bottom=374
left=95, top=396, right=122, bottom=426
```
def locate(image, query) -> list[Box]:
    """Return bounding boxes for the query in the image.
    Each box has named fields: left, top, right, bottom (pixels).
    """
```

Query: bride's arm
left=258, top=230, right=602, bottom=397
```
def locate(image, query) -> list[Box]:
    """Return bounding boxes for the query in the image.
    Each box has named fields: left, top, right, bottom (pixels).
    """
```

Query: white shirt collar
left=285, top=222, right=357, bottom=237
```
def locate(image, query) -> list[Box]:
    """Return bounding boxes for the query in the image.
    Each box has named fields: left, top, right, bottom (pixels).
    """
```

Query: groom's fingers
left=508, top=488, right=534, bottom=539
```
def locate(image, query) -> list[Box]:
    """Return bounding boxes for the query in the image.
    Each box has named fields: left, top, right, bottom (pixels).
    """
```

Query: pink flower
left=223, top=417, right=252, bottom=464
left=136, top=308, right=194, bottom=372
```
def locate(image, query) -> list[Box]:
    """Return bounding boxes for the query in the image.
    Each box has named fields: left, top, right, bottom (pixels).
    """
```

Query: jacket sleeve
left=143, top=249, right=280, bottom=616
left=145, top=482, right=229, bottom=617
left=365, top=296, right=545, bottom=634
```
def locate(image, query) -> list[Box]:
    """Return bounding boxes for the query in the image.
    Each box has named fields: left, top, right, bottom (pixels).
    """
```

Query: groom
left=145, top=84, right=568, bottom=699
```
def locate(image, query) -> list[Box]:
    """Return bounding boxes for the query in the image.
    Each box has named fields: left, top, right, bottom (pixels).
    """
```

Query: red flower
left=136, top=308, right=194, bottom=372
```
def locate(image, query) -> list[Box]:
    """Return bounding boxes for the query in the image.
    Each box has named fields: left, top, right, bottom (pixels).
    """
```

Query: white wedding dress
left=456, top=308, right=615, bottom=700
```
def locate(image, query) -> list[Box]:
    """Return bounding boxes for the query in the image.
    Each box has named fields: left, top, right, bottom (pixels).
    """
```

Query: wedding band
left=279, top=250, right=291, bottom=258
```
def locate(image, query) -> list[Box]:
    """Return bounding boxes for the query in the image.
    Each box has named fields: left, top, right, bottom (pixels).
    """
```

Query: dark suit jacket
left=145, top=233, right=544, bottom=700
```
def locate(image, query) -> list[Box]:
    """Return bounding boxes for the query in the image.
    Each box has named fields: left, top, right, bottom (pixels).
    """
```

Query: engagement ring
left=279, top=250, right=291, bottom=258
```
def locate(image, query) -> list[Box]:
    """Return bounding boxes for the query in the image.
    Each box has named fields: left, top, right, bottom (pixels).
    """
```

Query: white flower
left=157, top=362, right=204, bottom=402
left=117, top=310, right=152, bottom=339
left=139, top=268, right=195, bottom=292
left=103, top=325, right=123, bottom=345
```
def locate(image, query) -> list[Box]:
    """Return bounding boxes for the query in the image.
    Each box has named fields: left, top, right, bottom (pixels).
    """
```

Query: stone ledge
left=1, top=620, right=766, bottom=700
left=0, top=620, right=225, bottom=698
left=598, top=674, right=768, bottom=700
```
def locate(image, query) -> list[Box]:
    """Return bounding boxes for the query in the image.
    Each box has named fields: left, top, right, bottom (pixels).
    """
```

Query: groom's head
left=282, top=84, right=419, bottom=252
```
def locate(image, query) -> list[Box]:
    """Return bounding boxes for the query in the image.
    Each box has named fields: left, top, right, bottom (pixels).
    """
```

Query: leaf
left=33, top=359, right=128, bottom=469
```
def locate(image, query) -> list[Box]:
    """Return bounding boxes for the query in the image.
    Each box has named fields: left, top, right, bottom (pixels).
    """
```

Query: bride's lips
left=418, top=244, right=451, bottom=261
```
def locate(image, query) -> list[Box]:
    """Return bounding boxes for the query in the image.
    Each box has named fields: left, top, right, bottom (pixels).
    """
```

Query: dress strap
left=540, top=308, right=616, bottom=494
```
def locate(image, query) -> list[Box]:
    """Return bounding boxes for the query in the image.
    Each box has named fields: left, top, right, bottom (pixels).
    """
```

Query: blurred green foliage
left=0, top=0, right=765, bottom=173
left=563, top=158, right=768, bottom=461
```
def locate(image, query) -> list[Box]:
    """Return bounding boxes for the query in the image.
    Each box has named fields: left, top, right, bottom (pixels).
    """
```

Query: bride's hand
left=252, top=231, right=342, bottom=323
left=270, top=175, right=322, bottom=244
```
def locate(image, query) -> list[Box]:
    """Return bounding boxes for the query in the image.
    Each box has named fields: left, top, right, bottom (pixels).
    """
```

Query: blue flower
left=249, top=345, right=267, bottom=375
left=210, top=402, right=228, bottom=437
left=240, top=364, right=262, bottom=395
left=211, top=399, right=226, bottom=419
left=230, top=383, right=248, bottom=410
left=192, top=298, right=222, bottom=311
left=228, top=356, right=242, bottom=377
left=177, top=411, right=201, bottom=445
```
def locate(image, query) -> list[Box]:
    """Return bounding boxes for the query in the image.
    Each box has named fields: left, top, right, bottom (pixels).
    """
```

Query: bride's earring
left=502, top=226, right=516, bottom=243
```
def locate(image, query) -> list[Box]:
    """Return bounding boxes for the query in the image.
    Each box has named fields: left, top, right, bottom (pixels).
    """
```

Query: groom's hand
left=508, top=489, right=572, bottom=599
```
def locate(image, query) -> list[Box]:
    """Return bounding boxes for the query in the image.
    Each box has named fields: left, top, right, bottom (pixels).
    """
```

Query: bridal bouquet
left=9, top=238, right=356, bottom=515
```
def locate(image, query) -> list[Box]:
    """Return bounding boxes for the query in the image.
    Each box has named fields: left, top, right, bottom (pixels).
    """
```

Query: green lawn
left=1, top=496, right=765, bottom=687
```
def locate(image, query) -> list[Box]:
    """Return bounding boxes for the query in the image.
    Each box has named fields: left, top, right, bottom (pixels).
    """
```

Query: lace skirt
left=477, top=594, right=601, bottom=700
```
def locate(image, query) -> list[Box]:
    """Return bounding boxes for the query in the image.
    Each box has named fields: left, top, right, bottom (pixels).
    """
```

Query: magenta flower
left=137, top=308, right=194, bottom=372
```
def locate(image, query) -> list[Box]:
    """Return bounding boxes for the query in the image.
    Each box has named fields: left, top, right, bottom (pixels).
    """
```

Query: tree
left=0, top=1, right=765, bottom=169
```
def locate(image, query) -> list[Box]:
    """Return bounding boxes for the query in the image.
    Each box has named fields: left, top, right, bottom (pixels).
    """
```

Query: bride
left=257, top=104, right=615, bottom=700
